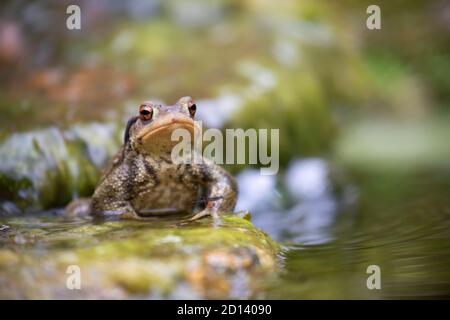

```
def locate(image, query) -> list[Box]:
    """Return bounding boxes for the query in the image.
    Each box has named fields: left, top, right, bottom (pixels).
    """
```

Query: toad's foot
left=188, top=209, right=223, bottom=227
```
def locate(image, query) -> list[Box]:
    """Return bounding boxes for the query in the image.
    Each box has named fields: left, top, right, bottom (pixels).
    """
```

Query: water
left=266, top=171, right=450, bottom=299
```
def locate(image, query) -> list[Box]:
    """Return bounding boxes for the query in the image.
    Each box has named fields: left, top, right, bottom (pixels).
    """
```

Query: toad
left=65, top=97, right=237, bottom=221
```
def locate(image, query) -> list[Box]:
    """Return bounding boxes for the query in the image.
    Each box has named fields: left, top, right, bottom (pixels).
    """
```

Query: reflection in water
left=270, top=172, right=450, bottom=299
left=237, top=158, right=354, bottom=245
left=236, top=159, right=450, bottom=298
left=283, top=159, right=340, bottom=244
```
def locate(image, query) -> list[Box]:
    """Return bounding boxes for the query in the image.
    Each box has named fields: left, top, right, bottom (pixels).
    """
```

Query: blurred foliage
left=0, top=0, right=449, bottom=205
left=1, top=0, right=448, bottom=129
left=335, top=116, right=450, bottom=172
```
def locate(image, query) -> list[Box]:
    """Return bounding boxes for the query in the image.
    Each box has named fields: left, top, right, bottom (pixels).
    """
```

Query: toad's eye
left=139, top=104, right=153, bottom=121
left=188, top=101, right=196, bottom=117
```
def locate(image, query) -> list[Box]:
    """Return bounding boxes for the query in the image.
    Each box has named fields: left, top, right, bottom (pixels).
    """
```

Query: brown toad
left=65, top=97, right=237, bottom=220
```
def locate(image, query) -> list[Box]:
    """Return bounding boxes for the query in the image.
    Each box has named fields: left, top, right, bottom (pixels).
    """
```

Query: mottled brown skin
left=66, top=96, right=237, bottom=220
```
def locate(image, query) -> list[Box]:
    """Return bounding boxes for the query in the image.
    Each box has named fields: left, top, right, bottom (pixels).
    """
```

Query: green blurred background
left=1, top=0, right=450, bottom=165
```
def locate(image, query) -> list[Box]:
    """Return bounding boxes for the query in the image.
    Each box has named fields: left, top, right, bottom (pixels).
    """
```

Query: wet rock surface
left=0, top=214, right=279, bottom=299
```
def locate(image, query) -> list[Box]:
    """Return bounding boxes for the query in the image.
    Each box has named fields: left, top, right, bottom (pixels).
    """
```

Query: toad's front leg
left=90, top=163, right=147, bottom=220
left=189, top=161, right=238, bottom=221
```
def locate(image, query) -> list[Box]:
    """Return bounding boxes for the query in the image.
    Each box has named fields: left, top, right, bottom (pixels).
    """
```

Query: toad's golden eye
left=188, top=101, right=196, bottom=117
left=139, top=104, right=153, bottom=121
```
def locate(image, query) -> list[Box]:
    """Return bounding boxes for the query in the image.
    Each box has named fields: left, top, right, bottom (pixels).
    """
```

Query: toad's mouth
left=137, top=114, right=195, bottom=144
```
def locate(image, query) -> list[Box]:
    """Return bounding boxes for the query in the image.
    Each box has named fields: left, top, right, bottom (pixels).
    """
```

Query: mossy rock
left=0, top=214, right=280, bottom=299
left=0, top=123, right=121, bottom=212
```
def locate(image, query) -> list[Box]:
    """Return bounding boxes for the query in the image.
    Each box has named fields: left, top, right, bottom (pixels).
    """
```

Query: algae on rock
left=0, top=214, right=280, bottom=299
